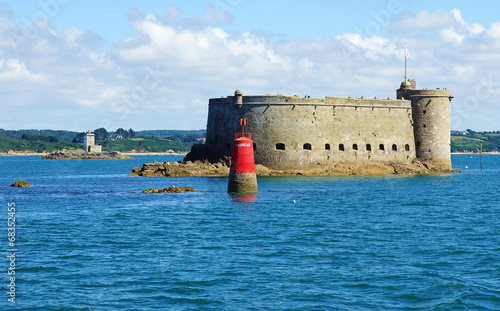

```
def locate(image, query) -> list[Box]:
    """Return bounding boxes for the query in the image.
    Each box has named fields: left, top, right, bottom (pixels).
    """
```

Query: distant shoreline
left=0, top=152, right=187, bottom=156
left=122, top=152, right=187, bottom=156
left=0, top=153, right=48, bottom=156
left=451, top=152, right=500, bottom=155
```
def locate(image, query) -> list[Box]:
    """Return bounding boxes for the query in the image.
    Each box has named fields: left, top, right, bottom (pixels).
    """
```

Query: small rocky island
left=42, top=130, right=134, bottom=159
left=143, top=186, right=196, bottom=193
left=11, top=180, right=33, bottom=187
left=43, top=151, right=135, bottom=160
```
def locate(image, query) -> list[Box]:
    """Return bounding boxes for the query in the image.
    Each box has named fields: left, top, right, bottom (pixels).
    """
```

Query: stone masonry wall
left=206, top=95, right=417, bottom=170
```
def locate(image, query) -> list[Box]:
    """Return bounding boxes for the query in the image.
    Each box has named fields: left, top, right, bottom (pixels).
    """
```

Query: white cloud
left=452, top=65, right=475, bottom=77
left=115, top=16, right=293, bottom=82
left=440, top=28, right=465, bottom=45
left=487, top=22, right=500, bottom=38
left=392, top=8, right=485, bottom=37
left=451, top=9, right=484, bottom=35
left=336, top=33, right=399, bottom=59
left=0, top=58, right=43, bottom=82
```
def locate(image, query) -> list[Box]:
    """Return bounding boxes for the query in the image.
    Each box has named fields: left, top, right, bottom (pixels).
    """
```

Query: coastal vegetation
left=0, top=133, right=80, bottom=153
left=450, top=130, right=500, bottom=153
left=0, top=129, right=206, bottom=153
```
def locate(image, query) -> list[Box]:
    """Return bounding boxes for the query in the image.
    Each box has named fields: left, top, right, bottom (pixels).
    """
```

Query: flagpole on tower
left=404, top=43, right=409, bottom=98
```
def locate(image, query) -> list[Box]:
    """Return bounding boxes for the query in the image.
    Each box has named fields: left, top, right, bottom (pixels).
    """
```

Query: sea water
left=0, top=155, right=499, bottom=310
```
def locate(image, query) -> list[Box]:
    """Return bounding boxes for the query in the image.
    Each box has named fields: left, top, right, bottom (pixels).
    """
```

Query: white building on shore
left=83, top=130, right=102, bottom=152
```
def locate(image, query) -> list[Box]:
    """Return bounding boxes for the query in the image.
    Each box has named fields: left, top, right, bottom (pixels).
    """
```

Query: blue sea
left=0, top=154, right=499, bottom=310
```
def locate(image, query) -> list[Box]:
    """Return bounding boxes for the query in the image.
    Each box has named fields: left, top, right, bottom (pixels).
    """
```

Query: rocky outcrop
left=43, top=151, right=135, bottom=160
left=142, top=186, right=196, bottom=193
left=129, top=160, right=231, bottom=177
left=129, top=159, right=458, bottom=177
left=11, top=180, right=33, bottom=187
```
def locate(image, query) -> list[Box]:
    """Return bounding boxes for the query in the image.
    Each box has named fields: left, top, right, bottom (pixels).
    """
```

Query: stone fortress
left=204, top=79, right=454, bottom=172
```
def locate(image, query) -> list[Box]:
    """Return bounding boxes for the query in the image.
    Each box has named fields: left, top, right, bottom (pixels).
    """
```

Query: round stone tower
left=406, top=85, right=454, bottom=170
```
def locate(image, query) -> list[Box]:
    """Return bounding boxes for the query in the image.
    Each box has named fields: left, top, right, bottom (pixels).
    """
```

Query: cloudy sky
left=1, top=0, right=500, bottom=131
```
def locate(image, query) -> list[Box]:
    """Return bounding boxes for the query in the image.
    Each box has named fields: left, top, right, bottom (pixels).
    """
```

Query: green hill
left=0, top=134, right=80, bottom=153
left=0, top=129, right=205, bottom=153
left=0, top=133, right=197, bottom=153
left=0, top=129, right=79, bottom=142
left=451, top=132, right=500, bottom=153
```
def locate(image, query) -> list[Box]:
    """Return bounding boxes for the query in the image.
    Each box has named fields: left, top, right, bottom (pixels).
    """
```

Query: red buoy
left=228, top=120, right=258, bottom=194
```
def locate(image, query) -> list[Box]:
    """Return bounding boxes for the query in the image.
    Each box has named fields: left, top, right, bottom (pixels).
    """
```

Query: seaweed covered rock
left=142, top=186, right=196, bottom=193
left=11, top=180, right=33, bottom=187
left=43, top=151, right=134, bottom=159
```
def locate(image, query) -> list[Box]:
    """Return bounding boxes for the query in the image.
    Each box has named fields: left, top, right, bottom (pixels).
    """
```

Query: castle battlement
left=212, top=94, right=411, bottom=108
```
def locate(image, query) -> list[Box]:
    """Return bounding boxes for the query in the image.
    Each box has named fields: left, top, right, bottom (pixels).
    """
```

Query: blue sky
left=7, top=1, right=498, bottom=44
left=1, top=0, right=500, bottom=131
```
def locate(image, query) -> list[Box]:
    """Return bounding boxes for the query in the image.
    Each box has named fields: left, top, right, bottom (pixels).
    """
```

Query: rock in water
left=142, top=186, right=196, bottom=193
left=11, top=180, right=33, bottom=187
left=42, top=151, right=135, bottom=159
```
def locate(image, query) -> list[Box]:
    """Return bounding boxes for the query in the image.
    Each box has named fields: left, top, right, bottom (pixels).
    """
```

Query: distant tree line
left=71, top=128, right=205, bottom=144
left=22, top=134, right=59, bottom=142
left=72, top=128, right=137, bottom=143
left=113, top=128, right=136, bottom=139
left=0, top=128, right=205, bottom=153
left=0, top=129, right=78, bottom=141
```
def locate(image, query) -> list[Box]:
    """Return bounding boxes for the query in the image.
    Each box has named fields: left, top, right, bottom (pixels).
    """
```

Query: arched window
left=339, top=144, right=345, bottom=151
left=276, top=143, right=285, bottom=150
left=303, top=143, right=312, bottom=150
left=366, top=144, right=372, bottom=151
left=379, top=144, right=385, bottom=151
left=405, top=144, right=410, bottom=151
left=325, top=144, right=331, bottom=150
left=392, top=144, right=398, bottom=151
left=353, top=144, right=358, bottom=151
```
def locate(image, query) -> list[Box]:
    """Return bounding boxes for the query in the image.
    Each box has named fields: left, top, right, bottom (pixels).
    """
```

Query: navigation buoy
left=228, top=119, right=258, bottom=194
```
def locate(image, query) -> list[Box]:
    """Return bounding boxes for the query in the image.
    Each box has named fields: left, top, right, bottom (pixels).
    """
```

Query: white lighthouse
left=83, top=130, right=102, bottom=152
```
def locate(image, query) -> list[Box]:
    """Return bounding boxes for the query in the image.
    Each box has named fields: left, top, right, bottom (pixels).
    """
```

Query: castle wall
left=206, top=95, right=417, bottom=170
